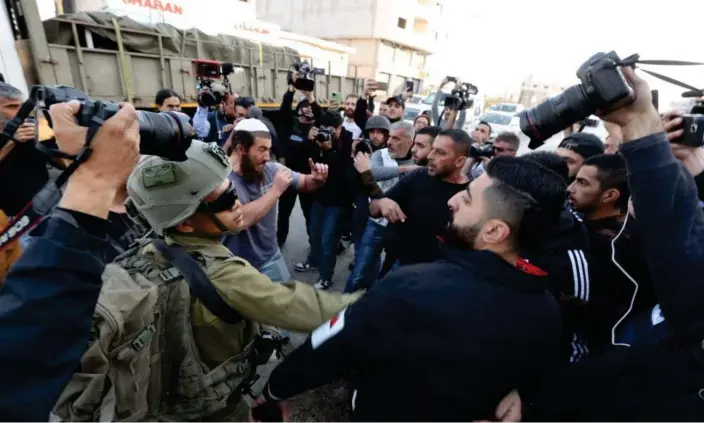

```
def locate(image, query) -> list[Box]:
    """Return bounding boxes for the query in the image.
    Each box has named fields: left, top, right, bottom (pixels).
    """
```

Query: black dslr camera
left=469, top=142, right=494, bottom=160
left=195, top=60, right=234, bottom=107
left=519, top=51, right=635, bottom=142
left=34, top=85, right=194, bottom=161
left=289, top=61, right=325, bottom=92
left=315, top=127, right=334, bottom=143
left=444, top=82, right=478, bottom=110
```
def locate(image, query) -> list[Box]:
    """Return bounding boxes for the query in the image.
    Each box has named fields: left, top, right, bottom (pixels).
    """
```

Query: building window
left=397, top=17, right=407, bottom=29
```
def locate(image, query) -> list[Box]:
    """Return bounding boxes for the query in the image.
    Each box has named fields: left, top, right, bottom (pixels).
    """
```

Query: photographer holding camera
left=0, top=100, right=141, bottom=421
left=277, top=68, right=323, bottom=246
left=295, top=111, right=359, bottom=290
left=192, top=85, right=238, bottom=146
left=432, top=77, right=468, bottom=130
left=485, top=55, right=704, bottom=421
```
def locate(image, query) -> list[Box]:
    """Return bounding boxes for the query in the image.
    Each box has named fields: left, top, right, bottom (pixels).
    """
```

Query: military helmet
left=365, top=115, right=391, bottom=133
left=126, top=140, right=232, bottom=235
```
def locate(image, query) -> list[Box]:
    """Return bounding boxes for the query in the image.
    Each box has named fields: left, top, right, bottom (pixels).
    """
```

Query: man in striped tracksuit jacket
left=541, top=206, right=593, bottom=363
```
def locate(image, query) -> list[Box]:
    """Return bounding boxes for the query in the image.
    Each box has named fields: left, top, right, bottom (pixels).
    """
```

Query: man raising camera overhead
left=192, top=83, right=239, bottom=147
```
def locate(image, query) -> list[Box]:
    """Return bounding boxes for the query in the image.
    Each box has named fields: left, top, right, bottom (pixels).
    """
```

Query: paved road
left=250, top=198, right=356, bottom=421
left=279, top=199, right=356, bottom=292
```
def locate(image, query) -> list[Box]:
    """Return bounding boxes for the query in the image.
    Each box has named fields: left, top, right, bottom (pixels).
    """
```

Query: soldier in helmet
left=123, top=140, right=361, bottom=417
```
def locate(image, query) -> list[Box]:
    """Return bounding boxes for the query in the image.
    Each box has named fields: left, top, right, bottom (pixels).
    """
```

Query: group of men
left=1, top=60, right=704, bottom=423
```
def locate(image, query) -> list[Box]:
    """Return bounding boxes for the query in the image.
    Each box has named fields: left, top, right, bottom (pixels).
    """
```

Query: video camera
left=289, top=61, right=325, bottom=92
left=469, top=142, right=494, bottom=160
left=444, top=82, right=478, bottom=110
left=195, top=60, right=234, bottom=108
left=518, top=51, right=635, bottom=143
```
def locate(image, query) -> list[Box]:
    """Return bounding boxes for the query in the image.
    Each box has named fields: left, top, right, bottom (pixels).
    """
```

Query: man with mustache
left=224, top=119, right=329, bottom=282
left=251, top=156, right=565, bottom=421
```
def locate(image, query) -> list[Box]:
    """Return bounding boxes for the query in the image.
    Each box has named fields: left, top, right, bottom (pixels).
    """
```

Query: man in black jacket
left=252, top=156, right=566, bottom=421
left=296, top=111, right=357, bottom=290
left=494, top=66, right=704, bottom=423
left=566, top=153, right=656, bottom=357
left=276, top=73, right=322, bottom=246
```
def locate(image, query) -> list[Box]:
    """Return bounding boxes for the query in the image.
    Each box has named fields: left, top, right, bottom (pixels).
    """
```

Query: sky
left=427, top=0, right=704, bottom=109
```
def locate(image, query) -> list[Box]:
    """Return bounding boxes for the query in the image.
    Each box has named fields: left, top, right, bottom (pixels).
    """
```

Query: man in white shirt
left=342, top=94, right=362, bottom=139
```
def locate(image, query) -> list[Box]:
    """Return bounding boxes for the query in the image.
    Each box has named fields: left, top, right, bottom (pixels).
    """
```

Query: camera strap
left=0, top=101, right=108, bottom=252
left=621, top=55, right=704, bottom=98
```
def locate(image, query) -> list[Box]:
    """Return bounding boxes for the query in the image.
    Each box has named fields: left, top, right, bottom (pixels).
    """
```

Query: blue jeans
left=345, top=219, right=385, bottom=293
left=259, top=249, right=291, bottom=282
left=307, top=202, right=345, bottom=281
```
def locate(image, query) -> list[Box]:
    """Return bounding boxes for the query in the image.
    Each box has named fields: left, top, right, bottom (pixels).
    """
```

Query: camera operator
left=295, top=111, right=359, bottom=290
left=432, top=77, right=467, bottom=129
left=0, top=100, right=140, bottom=421
left=276, top=71, right=323, bottom=246
left=499, top=66, right=704, bottom=422
left=155, top=89, right=181, bottom=112
left=192, top=89, right=238, bottom=146
left=251, top=156, right=567, bottom=422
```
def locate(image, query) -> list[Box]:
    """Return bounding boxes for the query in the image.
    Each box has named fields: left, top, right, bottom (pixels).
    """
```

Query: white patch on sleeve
left=651, top=304, right=665, bottom=326
left=311, top=308, right=347, bottom=349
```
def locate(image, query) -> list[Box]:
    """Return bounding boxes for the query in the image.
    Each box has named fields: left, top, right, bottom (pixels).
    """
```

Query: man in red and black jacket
left=251, top=156, right=567, bottom=421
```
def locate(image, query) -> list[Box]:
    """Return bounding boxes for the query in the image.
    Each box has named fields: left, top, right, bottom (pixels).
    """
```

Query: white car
left=488, top=103, right=525, bottom=115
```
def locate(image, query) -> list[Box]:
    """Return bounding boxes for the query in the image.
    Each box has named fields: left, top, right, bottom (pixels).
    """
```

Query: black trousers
left=277, top=188, right=313, bottom=246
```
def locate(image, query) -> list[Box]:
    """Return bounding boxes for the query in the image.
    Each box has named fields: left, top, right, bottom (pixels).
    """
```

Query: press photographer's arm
left=605, top=67, right=704, bottom=333
left=0, top=101, right=140, bottom=420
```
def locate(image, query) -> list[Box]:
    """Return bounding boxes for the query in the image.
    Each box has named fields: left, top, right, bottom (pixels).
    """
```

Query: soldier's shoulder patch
left=203, top=142, right=230, bottom=167
left=311, top=308, right=346, bottom=349
left=142, top=163, right=177, bottom=189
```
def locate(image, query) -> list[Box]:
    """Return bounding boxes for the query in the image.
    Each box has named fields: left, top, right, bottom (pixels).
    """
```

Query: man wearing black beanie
left=556, top=132, right=605, bottom=181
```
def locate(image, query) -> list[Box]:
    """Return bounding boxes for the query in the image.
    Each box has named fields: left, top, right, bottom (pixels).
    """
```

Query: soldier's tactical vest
left=51, top=241, right=255, bottom=422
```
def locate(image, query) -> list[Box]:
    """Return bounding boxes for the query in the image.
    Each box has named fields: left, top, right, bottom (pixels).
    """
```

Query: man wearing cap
left=556, top=132, right=605, bottom=181
left=385, top=96, right=405, bottom=124
left=277, top=72, right=323, bottom=246
left=224, top=118, right=329, bottom=282
left=124, top=140, right=360, bottom=418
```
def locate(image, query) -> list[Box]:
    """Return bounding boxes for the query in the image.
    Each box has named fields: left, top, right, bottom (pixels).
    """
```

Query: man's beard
left=345, top=108, right=355, bottom=118
left=415, top=158, right=428, bottom=167
left=441, top=221, right=482, bottom=250
left=241, top=154, right=263, bottom=183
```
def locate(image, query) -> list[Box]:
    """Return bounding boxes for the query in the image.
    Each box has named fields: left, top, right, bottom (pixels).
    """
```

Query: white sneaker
left=314, top=279, right=332, bottom=290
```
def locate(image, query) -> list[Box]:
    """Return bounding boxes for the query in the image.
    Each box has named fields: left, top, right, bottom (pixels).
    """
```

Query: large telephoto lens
left=137, top=111, right=194, bottom=161
left=518, top=84, right=594, bottom=146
